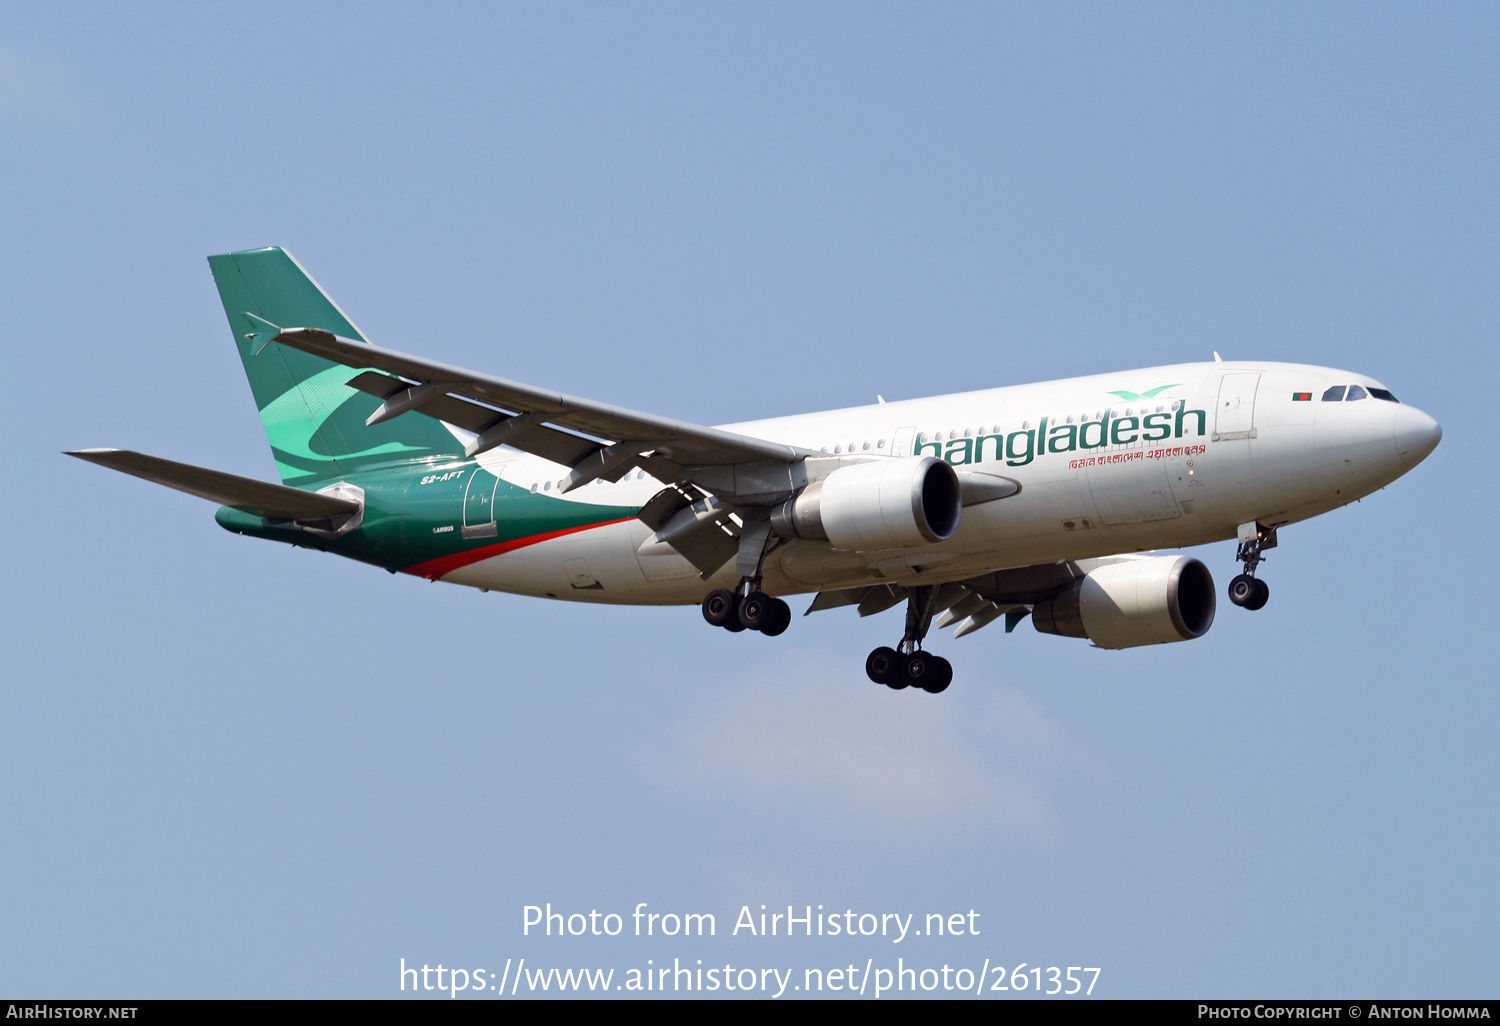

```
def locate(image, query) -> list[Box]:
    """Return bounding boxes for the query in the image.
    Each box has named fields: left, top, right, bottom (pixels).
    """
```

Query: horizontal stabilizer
left=65, top=449, right=361, bottom=520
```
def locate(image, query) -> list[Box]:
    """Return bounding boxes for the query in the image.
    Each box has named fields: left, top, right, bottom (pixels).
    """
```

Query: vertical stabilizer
left=208, top=247, right=462, bottom=486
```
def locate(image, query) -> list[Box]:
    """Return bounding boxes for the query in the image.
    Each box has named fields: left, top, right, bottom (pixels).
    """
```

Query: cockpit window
left=1322, top=385, right=1347, bottom=402
left=1368, top=387, right=1399, bottom=403
left=1346, top=385, right=1368, bottom=401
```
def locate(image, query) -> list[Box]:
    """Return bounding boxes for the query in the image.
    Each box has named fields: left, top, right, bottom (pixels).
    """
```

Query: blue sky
left=1, top=2, right=1495, bottom=998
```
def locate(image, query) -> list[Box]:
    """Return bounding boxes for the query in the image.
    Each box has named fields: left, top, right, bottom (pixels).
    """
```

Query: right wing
left=258, top=325, right=831, bottom=578
left=265, top=326, right=819, bottom=490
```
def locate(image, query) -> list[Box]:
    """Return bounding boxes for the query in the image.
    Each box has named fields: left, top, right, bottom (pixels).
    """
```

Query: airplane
left=69, top=247, right=1442, bottom=694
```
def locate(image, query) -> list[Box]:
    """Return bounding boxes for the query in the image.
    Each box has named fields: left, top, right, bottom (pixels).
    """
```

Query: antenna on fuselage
left=1213, top=351, right=1223, bottom=362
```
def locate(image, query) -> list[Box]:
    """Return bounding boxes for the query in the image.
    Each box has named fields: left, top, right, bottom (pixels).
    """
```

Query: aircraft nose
left=1394, top=403, right=1441, bottom=468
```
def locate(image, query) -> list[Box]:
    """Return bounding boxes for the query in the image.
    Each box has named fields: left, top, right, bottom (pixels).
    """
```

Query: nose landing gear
left=863, top=585, right=953, bottom=693
left=1229, top=521, right=1276, bottom=610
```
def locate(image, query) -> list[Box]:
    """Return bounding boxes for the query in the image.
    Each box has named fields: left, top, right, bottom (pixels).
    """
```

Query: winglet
left=241, top=311, right=283, bottom=355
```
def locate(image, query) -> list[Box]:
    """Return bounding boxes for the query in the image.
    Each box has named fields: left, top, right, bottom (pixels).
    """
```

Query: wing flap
left=343, top=369, right=612, bottom=467
left=66, top=449, right=361, bottom=520
left=804, top=587, right=872, bottom=615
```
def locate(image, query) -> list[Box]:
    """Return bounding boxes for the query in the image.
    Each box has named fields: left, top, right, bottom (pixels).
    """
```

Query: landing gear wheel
left=702, top=588, right=740, bottom=629
left=866, top=647, right=901, bottom=686
left=1245, top=577, right=1270, bottom=611
left=902, top=652, right=940, bottom=690
left=758, top=598, right=792, bottom=637
left=922, top=656, right=953, bottom=694
left=738, top=591, right=777, bottom=632
left=1228, top=574, right=1257, bottom=608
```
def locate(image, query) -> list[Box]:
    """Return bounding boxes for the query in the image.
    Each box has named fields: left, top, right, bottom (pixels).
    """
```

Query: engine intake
left=1032, top=555, right=1216, bottom=649
left=771, top=456, right=962, bottom=551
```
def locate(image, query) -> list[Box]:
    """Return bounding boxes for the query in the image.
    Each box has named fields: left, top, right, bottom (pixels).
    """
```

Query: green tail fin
left=208, top=247, right=463, bottom=486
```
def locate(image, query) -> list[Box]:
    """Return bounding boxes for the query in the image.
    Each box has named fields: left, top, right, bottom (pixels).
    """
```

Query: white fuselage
left=442, top=361, right=1440, bottom=604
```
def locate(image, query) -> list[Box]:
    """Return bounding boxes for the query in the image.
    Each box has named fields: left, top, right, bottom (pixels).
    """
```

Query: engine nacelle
left=1032, top=555, right=1216, bottom=649
left=771, top=456, right=962, bottom=551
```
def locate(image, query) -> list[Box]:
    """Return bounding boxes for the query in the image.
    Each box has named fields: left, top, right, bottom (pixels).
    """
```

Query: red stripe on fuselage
left=401, top=518, right=635, bottom=581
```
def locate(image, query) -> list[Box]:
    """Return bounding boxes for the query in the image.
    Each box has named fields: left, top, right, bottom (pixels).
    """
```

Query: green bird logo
left=1107, top=384, right=1180, bottom=403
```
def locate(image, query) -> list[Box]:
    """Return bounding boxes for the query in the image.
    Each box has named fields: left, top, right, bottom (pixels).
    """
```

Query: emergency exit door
left=1213, top=373, right=1261, bottom=441
left=461, top=467, right=501, bottom=538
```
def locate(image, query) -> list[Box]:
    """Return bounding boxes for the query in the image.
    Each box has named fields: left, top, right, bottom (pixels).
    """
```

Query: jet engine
left=1031, top=555, right=1216, bottom=649
left=771, top=456, right=962, bottom=551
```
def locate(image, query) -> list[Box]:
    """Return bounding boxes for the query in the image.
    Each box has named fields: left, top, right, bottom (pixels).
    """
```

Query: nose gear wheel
left=1230, top=522, right=1277, bottom=611
left=1228, top=574, right=1269, bottom=610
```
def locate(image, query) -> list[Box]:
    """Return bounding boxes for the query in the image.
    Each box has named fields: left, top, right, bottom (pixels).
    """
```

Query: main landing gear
left=865, top=646, right=952, bottom=694
left=702, top=581, right=793, bottom=637
left=701, top=517, right=794, bottom=636
left=704, top=578, right=955, bottom=694
left=1228, top=521, right=1277, bottom=611
left=864, top=585, right=953, bottom=694
left=700, top=527, right=954, bottom=693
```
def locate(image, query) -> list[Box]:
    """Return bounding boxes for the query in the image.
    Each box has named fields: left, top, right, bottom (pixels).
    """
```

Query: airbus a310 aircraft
left=71, top=248, right=1441, bottom=693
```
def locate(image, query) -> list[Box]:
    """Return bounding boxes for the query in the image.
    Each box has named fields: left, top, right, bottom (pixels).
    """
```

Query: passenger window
left=1369, top=388, right=1399, bottom=403
left=1346, top=385, right=1368, bottom=401
left=1322, top=386, right=1346, bottom=402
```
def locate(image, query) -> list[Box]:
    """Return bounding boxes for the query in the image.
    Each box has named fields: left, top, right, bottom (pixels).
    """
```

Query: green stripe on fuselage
left=216, top=461, right=641, bottom=572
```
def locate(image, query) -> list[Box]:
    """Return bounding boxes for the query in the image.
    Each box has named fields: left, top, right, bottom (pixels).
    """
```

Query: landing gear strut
left=865, top=585, right=953, bottom=693
left=1229, top=521, right=1276, bottom=611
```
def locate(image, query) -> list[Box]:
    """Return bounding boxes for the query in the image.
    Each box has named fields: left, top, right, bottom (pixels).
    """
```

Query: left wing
left=804, top=556, right=1150, bottom=639
left=266, top=326, right=819, bottom=492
